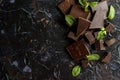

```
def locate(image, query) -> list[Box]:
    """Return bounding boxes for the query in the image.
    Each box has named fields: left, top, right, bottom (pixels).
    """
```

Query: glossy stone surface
left=0, top=0, right=120, bottom=80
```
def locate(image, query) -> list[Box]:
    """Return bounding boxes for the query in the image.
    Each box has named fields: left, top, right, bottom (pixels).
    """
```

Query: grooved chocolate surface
left=66, top=39, right=90, bottom=62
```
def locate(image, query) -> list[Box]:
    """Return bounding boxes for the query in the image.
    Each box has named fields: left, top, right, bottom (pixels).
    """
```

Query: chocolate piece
left=65, top=0, right=76, bottom=5
left=58, top=1, right=71, bottom=14
left=85, top=31, right=95, bottom=45
left=102, top=52, right=111, bottom=63
left=92, top=1, right=108, bottom=19
left=89, top=8, right=104, bottom=29
left=106, top=23, right=115, bottom=32
left=95, top=40, right=106, bottom=50
left=105, top=38, right=116, bottom=46
left=70, top=5, right=90, bottom=19
left=77, top=17, right=91, bottom=36
left=81, top=60, right=88, bottom=68
left=67, top=31, right=79, bottom=41
left=66, top=39, right=90, bottom=62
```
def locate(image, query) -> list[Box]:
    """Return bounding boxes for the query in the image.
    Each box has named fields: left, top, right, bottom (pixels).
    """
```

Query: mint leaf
left=97, top=27, right=106, bottom=40
left=89, top=2, right=98, bottom=8
left=65, top=15, right=76, bottom=27
left=86, top=54, right=100, bottom=61
left=72, top=65, right=81, bottom=77
left=78, top=0, right=87, bottom=7
left=108, top=5, right=115, bottom=20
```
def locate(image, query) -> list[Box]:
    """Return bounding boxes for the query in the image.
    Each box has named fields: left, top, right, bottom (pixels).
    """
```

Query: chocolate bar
left=105, top=38, right=116, bottom=46
left=77, top=17, right=91, bottom=36
left=66, top=39, right=90, bottom=62
left=95, top=40, right=106, bottom=50
left=85, top=31, right=95, bottom=45
left=102, top=52, right=111, bottom=63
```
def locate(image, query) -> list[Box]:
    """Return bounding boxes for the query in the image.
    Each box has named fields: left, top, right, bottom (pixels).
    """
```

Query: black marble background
left=0, top=0, right=120, bottom=80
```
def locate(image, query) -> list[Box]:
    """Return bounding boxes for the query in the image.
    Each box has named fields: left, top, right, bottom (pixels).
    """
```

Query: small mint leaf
left=65, top=15, right=76, bottom=27
left=86, top=54, right=100, bottom=61
left=108, top=5, right=115, bottom=20
left=89, top=2, right=98, bottom=8
left=78, top=0, right=87, bottom=7
left=72, top=65, right=81, bottom=77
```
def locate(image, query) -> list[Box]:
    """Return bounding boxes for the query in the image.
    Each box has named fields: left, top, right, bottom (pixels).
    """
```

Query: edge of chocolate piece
left=77, top=17, right=91, bottom=36
left=89, top=8, right=104, bottom=29
left=85, top=31, right=95, bottom=45
left=102, top=52, right=111, bottom=63
left=58, top=0, right=71, bottom=14
left=95, top=40, right=106, bottom=50
left=66, top=39, right=90, bottom=62
left=70, top=5, right=90, bottom=19
left=67, top=31, right=79, bottom=41
left=106, top=23, right=115, bottom=33
left=105, top=38, right=116, bottom=46
left=92, top=1, right=108, bottom=19
left=65, top=0, right=76, bottom=5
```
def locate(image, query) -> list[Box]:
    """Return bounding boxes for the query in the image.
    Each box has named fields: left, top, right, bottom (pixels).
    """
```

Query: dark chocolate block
left=77, top=17, right=91, bottom=36
left=105, top=38, right=116, bottom=46
left=58, top=0, right=71, bottom=14
left=102, top=52, right=111, bottom=63
left=66, top=39, right=90, bottom=62
left=89, top=8, right=104, bottom=29
left=85, top=31, right=95, bottom=45
left=92, top=1, right=108, bottom=19
left=70, top=5, right=90, bottom=19
left=106, top=23, right=115, bottom=32
left=95, top=40, right=106, bottom=50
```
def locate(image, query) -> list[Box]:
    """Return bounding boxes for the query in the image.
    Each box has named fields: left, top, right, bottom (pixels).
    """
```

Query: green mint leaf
left=89, top=2, right=98, bottom=8
left=97, top=27, right=107, bottom=40
left=86, top=54, right=100, bottom=61
left=65, top=15, right=76, bottom=27
left=78, top=0, right=87, bottom=6
left=72, top=65, right=81, bottom=77
left=108, top=5, right=115, bottom=20
left=84, top=2, right=89, bottom=12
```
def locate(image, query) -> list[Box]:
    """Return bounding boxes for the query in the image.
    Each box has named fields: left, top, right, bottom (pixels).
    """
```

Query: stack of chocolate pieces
left=58, top=0, right=117, bottom=67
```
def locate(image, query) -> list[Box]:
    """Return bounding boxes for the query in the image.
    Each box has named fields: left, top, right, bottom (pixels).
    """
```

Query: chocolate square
left=89, top=8, right=104, bottom=29
left=92, top=1, right=108, bottom=19
left=105, top=38, right=116, bottom=46
left=81, top=60, right=89, bottom=68
left=95, top=40, right=106, bottom=50
left=77, top=17, right=91, bottom=36
left=66, top=39, right=90, bottom=62
left=106, top=23, right=115, bottom=32
left=102, top=52, right=111, bottom=63
left=70, top=5, right=90, bottom=19
left=58, top=0, right=71, bottom=14
left=85, top=31, right=95, bottom=45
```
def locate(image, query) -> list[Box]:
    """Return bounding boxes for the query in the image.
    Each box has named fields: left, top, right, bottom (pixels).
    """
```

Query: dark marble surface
left=0, top=0, right=120, bottom=80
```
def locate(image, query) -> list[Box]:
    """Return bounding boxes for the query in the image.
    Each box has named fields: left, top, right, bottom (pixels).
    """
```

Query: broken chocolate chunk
left=81, top=60, right=89, bottom=68
left=58, top=0, right=71, bottom=14
left=67, top=31, right=79, bottom=41
left=105, top=38, right=116, bottom=46
left=102, top=52, right=111, bottom=63
left=89, top=8, right=104, bottom=29
left=95, top=40, right=106, bottom=50
left=92, top=1, right=108, bottom=19
left=106, top=23, right=115, bottom=32
left=66, top=39, right=90, bottom=62
left=85, top=31, right=95, bottom=45
left=70, top=5, right=90, bottom=19
left=77, top=17, right=91, bottom=36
